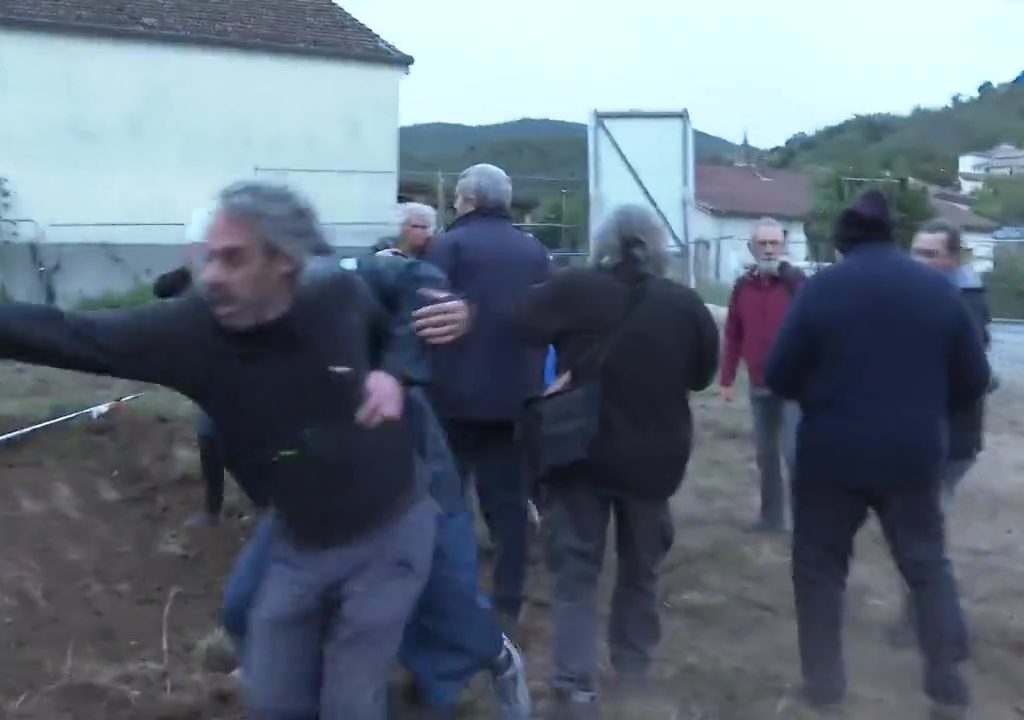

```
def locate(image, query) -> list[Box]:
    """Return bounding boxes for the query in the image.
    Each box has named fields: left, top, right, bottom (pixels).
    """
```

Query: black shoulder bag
left=522, top=279, right=649, bottom=480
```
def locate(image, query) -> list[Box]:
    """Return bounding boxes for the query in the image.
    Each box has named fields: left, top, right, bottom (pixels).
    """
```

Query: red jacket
left=720, top=268, right=803, bottom=388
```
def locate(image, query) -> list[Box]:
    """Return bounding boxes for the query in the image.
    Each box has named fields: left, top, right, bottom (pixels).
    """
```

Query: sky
left=339, top=0, right=1021, bottom=147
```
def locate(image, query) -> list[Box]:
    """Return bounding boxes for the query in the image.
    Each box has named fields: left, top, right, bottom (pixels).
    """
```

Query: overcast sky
left=339, top=0, right=1020, bottom=147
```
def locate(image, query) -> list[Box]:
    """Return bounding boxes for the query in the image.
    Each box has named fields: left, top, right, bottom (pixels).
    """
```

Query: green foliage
left=985, top=254, right=1024, bottom=319
left=532, top=192, right=588, bottom=251
left=973, top=178, right=1024, bottom=224
left=76, top=283, right=154, bottom=310
left=768, top=85, right=1024, bottom=188
left=805, top=173, right=935, bottom=257
left=400, top=119, right=743, bottom=185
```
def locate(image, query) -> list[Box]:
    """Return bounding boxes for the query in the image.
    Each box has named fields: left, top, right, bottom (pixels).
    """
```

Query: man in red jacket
left=720, top=218, right=804, bottom=533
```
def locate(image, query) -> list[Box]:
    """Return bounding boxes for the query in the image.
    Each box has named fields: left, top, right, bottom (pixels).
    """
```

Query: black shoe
left=801, top=685, right=845, bottom=710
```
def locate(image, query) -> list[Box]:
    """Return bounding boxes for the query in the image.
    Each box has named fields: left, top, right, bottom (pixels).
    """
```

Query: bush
left=697, top=282, right=733, bottom=307
left=76, top=283, right=155, bottom=311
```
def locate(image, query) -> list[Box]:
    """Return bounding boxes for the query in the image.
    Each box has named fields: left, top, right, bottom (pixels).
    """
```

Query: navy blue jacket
left=765, top=243, right=990, bottom=490
left=425, top=209, right=551, bottom=421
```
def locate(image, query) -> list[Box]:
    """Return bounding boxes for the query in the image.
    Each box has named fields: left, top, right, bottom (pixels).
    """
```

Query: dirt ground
left=0, top=362, right=1021, bottom=720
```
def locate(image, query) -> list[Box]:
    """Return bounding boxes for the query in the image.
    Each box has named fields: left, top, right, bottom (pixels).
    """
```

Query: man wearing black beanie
left=764, top=190, right=990, bottom=719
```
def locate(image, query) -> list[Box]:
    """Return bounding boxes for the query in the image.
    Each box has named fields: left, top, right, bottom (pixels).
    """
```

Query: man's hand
left=356, top=371, right=404, bottom=428
left=412, top=289, right=471, bottom=345
left=720, top=385, right=734, bottom=403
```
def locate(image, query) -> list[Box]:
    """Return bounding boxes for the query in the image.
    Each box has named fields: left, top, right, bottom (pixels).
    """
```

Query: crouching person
left=518, top=204, right=719, bottom=716
left=0, top=181, right=437, bottom=719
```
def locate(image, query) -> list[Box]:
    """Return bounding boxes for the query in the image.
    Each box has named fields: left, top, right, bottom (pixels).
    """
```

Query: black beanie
left=834, top=189, right=894, bottom=253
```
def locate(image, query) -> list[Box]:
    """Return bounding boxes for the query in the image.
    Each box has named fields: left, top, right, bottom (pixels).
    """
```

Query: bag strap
left=573, top=278, right=650, bottom=373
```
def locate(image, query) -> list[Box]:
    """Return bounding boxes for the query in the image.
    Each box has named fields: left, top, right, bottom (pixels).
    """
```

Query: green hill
left=768, top=79, right=1024, bottom=186
left=399, top=118, right=745, bottom=183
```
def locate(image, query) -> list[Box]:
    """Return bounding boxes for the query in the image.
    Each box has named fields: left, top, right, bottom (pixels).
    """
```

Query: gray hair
left=590, top=204, right=670, bottom=276
left=750, top=216, right=787, bottom=241
left=398, top=202, right=437, bottom=231
left=455, top=164, right=513, bottom=211
left=214, top=181, right=330, bottom=263
left=919, top=218, right=962, bottom=255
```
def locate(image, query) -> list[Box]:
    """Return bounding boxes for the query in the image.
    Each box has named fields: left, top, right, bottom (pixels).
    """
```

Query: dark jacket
left=765, top=243, right=990, bottom=490
left=425, top=209, right=551, bottom=421
left=721, top=262, right=805, bottom=388
left=519, top=267, right=720, bottom=500
left=0, top=271, right=420, bottom=548
left=949, top=266, right=991, bottom=460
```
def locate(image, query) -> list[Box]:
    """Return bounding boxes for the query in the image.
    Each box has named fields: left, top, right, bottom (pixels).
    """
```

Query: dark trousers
left=195, top=411, right=226, bottom=516
left=545, top=480, right=674, bottom=691
left=792, top=477, right=969, bottom=706
left=445, top=420, right=529, bottom=620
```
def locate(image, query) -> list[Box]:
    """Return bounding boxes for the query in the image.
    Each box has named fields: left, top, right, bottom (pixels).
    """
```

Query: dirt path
left=0, top=363, right=1020, bottom=719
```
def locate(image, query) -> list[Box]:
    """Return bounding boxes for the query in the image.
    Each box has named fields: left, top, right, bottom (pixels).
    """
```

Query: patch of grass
left=75, top=283, right=155, bottom=311
left=696, top=282, right=733, bottom=307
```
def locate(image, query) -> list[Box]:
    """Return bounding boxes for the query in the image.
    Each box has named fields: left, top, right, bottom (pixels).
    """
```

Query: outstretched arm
left=0, top=298, right=204, bottom=394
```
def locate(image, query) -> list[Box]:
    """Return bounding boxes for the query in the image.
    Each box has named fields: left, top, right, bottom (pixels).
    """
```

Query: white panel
left=588, top=110, right=695, bottom=282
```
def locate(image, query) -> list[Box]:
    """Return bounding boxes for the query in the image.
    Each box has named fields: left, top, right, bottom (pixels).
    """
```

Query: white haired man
left=374, top=202, right=437, bottom=259
left=0, top=181, right=442, bottom=719
left=720, top=217, right=805, bottom=533
left=517, top=203, right=719, bottom=714
left=425, top=163, right=551, bottom=635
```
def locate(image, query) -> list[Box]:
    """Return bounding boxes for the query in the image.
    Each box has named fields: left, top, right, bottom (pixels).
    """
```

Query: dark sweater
left=519, top=267, right=720, bottom=500
left=0, top=272, right=418, bottom=547
left=765, top=243, right=990, bottom=490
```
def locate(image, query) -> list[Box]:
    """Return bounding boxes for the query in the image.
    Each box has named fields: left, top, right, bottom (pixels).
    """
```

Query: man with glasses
left=720, top=218, right=805, bottom=533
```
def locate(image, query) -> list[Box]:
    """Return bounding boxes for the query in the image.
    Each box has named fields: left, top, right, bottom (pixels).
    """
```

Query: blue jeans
left=222, top=512, right=277, bottom=653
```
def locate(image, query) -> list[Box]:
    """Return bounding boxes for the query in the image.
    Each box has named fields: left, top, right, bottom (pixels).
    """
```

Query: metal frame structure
left=588, top=110, right=696, bottom=286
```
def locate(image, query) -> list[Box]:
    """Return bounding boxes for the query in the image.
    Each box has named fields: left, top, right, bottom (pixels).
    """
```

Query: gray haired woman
left=518, top=204, right=719, bottom=715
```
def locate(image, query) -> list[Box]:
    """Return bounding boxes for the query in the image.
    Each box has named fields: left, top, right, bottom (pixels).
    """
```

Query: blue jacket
left=765, top=243, right=990, bottom=489
left=425, top=209, right=551, bottom=421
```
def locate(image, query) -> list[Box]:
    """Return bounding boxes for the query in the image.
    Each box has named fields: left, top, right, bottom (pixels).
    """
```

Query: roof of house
left=0, top=0, right=413, bottom=66
left=930, top=198, right=999, bottom=232
left=695, top=165, right=813, bottom=220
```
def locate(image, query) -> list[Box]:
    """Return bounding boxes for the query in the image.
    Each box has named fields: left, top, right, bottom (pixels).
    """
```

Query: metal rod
left=254, top=166, right=396, bottom=176
left=595, top=110, right=691, bottom=120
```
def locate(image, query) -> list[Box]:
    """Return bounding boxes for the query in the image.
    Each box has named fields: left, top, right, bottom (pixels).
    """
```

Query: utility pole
left=560, top=188, right=568, bottom=249
left=435, top=170, right=445, bottom=226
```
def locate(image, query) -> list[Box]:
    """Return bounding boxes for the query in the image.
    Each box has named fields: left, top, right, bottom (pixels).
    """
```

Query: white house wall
left=689, top=209, right=808, bottom=284
left=0, top=27, right=404, bottom=304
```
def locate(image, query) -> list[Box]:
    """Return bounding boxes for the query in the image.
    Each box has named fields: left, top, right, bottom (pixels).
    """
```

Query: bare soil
left=0, top=363, right=1021, bottom=719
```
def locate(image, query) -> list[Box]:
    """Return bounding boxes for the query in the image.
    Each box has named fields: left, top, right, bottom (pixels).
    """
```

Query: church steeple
left=740, top=129, right=753, bottom=167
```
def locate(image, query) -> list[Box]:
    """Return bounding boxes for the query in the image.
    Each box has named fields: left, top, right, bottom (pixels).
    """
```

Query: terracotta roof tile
left=695, top=165, right=813, bottom=220
left=930, top=199, right=999, bottom=232
left=0, top=0, right=412, bottom=66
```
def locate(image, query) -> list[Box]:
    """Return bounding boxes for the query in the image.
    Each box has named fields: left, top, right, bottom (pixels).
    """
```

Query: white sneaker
left=492, top=635, right=531, bottom=720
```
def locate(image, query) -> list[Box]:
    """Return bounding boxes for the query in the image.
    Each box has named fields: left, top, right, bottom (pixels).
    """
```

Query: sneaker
left=492, top=635, right=531, bottom=720
left=551, top=686, right=598, bottom=720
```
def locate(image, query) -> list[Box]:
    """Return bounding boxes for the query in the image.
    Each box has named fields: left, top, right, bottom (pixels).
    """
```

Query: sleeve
left=378, top=259, right=452, bottom=385
left=0, top=299, right=202, bottom=393
left=516, top=272, right=574, bottom=346
left=763, top=287, right=816, bottom=400
left=719, top=282, right=744, bottom=387
left=948, top=298, right=991, bottom=411
left=424, top=233, right=459, bottom=287
left=686, top=290, right=721, bottom=392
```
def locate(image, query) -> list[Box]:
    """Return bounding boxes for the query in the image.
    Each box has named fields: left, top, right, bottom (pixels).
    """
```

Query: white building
left=958, top=144, right=1024, bottom=194
left=691, top=165, right=812, bottom=284
left=0, top=0, right=411, bottom=305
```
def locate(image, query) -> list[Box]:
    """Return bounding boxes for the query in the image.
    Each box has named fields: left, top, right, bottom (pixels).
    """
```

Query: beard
left=755, top=258, right=780, bottom=275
